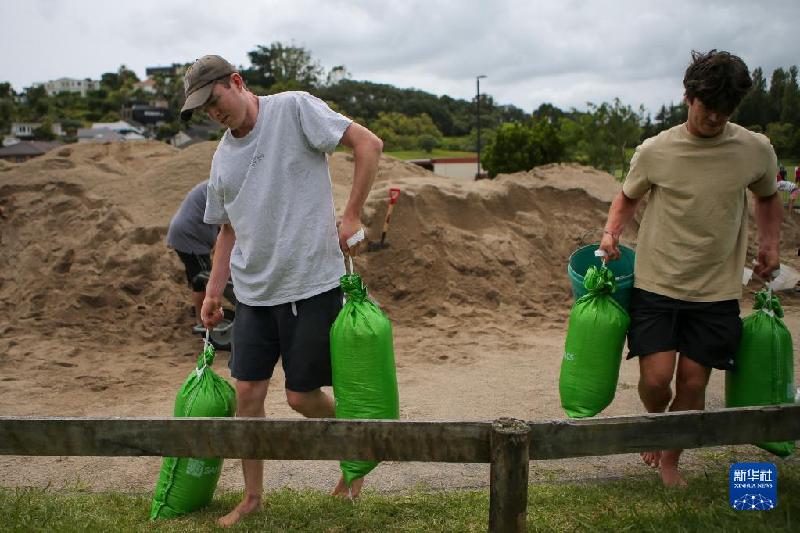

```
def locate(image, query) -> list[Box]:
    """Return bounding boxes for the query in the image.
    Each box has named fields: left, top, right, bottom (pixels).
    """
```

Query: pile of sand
left=1, top=140, right=798, bottom=493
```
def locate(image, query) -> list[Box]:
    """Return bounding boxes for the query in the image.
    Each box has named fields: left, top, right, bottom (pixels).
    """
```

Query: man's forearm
left=604, top=191, right=641, bottom=237
left=208, top=224, right=235, bottom=297
left=341, top=124, right=383, bottom=221
left=754, top=192, right=782, bottom=250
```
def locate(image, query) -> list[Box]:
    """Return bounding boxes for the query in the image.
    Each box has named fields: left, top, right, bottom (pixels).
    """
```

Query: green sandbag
left=560, top=265, right=630, bottom=418
left=331, top=272, right=399, bottom=487
left=725, top=290, right=795, bottom=457
left=150, top=341, right=236, bottom=519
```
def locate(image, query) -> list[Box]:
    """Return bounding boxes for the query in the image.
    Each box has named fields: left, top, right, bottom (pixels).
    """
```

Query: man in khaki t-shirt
left=599, top=50, right=781, bottom=487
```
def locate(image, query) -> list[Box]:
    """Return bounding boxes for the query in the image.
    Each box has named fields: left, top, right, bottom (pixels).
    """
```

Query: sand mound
left=3, top=143, right=797, bottom=339
left=356, top=164, right=623, bottom=326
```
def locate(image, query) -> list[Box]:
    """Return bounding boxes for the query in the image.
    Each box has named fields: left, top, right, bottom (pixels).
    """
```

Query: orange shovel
left=368, top=187, right=401, bottom=252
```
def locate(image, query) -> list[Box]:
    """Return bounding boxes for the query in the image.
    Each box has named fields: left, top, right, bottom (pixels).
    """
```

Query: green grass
left=384, top=149, right=476, bottom=161
left=2, top=461, right=798, bottom=532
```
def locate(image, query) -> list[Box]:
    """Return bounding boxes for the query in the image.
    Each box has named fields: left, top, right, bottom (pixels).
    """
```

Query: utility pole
left=476, top=75, right=487, bottom=179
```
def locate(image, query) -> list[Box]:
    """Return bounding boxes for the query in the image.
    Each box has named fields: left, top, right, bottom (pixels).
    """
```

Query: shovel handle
left=389, top=188, right=401, bottom=204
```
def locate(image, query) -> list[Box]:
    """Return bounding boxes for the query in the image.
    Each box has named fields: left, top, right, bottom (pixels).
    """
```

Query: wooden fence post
left=489, top=417, right=530, bottom=533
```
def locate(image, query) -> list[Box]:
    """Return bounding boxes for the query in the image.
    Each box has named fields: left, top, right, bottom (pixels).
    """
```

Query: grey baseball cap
left=180, top=55, right=236, bottom=121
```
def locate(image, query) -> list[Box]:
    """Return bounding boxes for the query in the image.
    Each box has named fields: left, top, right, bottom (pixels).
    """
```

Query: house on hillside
left=122, top=104, right=172, bottom=126
left=133, top=79, right=157, bottom=95
left=10, top=122, right=64, bottom=139
left=0, top=140, right=62, bottom=163
left=39, top=77, right=100, bottom=97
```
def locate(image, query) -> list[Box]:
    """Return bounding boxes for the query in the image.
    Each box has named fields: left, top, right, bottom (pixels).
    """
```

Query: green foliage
left=481, top=118, right=564, bottom=177
left=419, top=134, right=438, bottom=153
left=244, top=42, right=324, bottom=91
left=766, top=122, right=798, bottom=158
left=369, top=112, right=443, bottom=151
left=559, top=99, right=642, bottom=177
left=32, top=117, right=56, bottom=140
left=316, top=80, right=526, bottom=138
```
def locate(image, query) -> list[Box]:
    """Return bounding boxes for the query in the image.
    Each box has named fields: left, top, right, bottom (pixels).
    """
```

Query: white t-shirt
left=204, top=92, right=352, bottom=306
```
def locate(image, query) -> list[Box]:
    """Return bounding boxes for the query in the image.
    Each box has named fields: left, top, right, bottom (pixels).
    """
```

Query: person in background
left=180, top=55, right=383, bottom=527
left=166, top=181, right=219, bottom=333
left=599, top=49, right=781, bottom=487
left=789, top=166, right=800, bottom=214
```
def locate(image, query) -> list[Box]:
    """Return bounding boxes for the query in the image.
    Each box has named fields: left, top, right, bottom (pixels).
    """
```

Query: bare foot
left=217, top=495, right=262, bottom=528
left=331, top=475, right=364, bottom=499
left=660, top=465, right=688, bottom=487
left=640, top=451, right=661, bottom=469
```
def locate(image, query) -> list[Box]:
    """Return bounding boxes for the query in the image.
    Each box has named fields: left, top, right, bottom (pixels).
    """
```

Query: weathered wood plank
left=529, top=404, right=800, bottom=459
left=1, top=404, right=797, bottom=462
left=0, top=417, right=491, bottom=462
left=489, top=418, right=530, bottom=533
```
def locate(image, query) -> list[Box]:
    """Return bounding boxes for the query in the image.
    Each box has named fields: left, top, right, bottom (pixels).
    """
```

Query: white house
left=41, top=78, right=100, bottom=97
left=10, top=122, right=64, bottom=138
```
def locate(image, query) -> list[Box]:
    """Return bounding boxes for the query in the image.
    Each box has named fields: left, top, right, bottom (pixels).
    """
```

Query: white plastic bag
left=769, top=264, right=800, bottom=291
left=744, top=263, right=800, bottom=291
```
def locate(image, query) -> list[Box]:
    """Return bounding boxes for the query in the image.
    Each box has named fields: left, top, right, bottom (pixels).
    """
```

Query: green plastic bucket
left=567, top=244, right=635, bottom=309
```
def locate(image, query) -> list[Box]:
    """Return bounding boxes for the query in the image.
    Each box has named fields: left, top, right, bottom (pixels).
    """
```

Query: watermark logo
left=729, top=462, right=777, bottom=510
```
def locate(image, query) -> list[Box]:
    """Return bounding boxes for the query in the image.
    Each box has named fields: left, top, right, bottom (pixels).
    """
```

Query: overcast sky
left=2, top=0, right=798, bottom=116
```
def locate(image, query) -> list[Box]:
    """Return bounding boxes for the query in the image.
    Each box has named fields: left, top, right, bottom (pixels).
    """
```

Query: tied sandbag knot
left=197, top=342, right=216, bottom=370
left=754, top=290, right=783, bottom=318
left=339, top=273, right=368, bottom=302
left=583, top=265, right=616, bottom=295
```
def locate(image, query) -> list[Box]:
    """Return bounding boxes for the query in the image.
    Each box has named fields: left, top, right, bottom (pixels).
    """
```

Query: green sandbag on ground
left=150, top=340, right=236, bottom=519
left=726, top=290, right=795, bottom=457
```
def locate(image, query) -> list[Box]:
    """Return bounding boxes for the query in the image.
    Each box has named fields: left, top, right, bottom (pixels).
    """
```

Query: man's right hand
left=598, top=231, right=621, bottom=261
left=200, top=295, right=224, bottom=329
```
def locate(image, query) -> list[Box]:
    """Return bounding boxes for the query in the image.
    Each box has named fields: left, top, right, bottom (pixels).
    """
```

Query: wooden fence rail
left=1, top=403, right=799, bottom=532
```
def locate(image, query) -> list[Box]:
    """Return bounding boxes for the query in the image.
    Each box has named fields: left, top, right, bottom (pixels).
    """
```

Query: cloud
left=1, top=0, right=798, bottom=114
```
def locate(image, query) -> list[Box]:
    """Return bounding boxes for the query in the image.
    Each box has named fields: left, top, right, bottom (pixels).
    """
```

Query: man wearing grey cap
left=182, top=55, right=383, bottom=526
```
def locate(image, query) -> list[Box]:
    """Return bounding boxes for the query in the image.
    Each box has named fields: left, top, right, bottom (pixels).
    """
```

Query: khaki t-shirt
left=622, top=122, right=778, bottom=302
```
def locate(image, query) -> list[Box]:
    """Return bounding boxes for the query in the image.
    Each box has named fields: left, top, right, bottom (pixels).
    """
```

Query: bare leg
left=218, top=380, right=269, bottom=528
left=659, top=355, right=711, bottom=487
left=286, top=389, right=365, bottom=498
left=637, top=351, right=678, bottom=468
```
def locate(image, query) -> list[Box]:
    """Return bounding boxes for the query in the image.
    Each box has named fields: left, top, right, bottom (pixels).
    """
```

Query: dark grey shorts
left=175, top=251, right=211, bottom=292
left=229, top=287, right=343, bottom=391
left=626, top=288, right=742, bottom=370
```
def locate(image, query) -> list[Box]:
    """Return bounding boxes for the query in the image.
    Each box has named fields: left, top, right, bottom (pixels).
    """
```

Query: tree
left=481, top=119, right=564, bottom=178
left=245, top=42, right=323, bottom=91
left=369, top=112, right=443, bottom=151
left=33, top=117, right=56, bottom=140
left=766, top=122, right=796, bottom=158
left=735, top=67, right=770, bottom=129
left=768, top=68, right=788, bottom=124
left=779, top=65, right=800, bottom=126
left=557, top=99, right=642, bottom=177
left=418, top=135, right=437, bottom=153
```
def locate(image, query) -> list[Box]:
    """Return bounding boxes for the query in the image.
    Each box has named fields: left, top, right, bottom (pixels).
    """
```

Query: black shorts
left=229, top=287, right=343, bottom=391
left=175, top=251, right=211, bottom=292
left=626, top=288, right=742, bottom=370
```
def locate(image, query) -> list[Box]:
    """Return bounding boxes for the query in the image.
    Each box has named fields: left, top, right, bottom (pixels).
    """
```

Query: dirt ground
left=0, top=142, right=798, bottom=495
